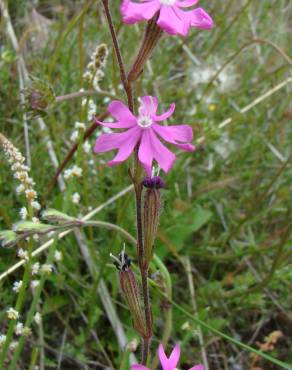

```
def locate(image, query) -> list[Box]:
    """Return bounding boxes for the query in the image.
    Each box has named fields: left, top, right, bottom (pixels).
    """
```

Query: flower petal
left=108, top=101, right=137, bottom=126
left=131, top=365, right=150, bottom=370
left=121, top=0, right=160, bottom=24
left=168, top=344, right=181, bottom=369
left=152, top=123, right=195, bottom=151
left=94, top=126, right=141, bottom=166
left=138, top=96, right=158, bottom=117
left=138, top=130, right=176, bottom=175
left=153, top=103, right=175, bottom=121
left=158, top=344, right=181, bottom=370
left=177, top=0, right=199, bottom=8
left=95, top=119, right=135, bottom=129
left=157, top=6, right=189, bottom=36
left=189, top=365, right=204, bottom=370
left=190, top=7, right=214, bottom=29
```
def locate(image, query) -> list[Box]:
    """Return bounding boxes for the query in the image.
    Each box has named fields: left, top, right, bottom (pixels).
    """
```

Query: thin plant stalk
left=9, top=237, right=59, bottom=369
left=101, top=0, right=153, bottom=362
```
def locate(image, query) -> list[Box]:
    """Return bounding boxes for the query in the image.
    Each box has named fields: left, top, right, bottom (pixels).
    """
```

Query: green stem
left=9, top=238, right=59, bottom=369
left=0, top=240, right=33, bottom=368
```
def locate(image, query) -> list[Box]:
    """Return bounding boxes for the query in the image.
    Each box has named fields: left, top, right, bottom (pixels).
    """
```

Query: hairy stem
left=101, top=0, right=134, bottom=111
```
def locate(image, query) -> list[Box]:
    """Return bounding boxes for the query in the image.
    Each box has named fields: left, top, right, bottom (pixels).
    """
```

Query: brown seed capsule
left=120, top=269, right=148, bottom=338
left=143, top=177, right=164, bottom=265
left=127, top=14, right=163, bottom=82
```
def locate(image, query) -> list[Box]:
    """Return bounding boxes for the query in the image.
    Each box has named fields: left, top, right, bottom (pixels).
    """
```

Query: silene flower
left=132, top=344, right=204, bottom=370
left=94, top=96, right=195, bottom=175
left=121, top=0, right=213, bottom=36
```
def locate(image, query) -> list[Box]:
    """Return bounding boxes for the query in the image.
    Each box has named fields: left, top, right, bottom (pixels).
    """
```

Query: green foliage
left=0, top=0, right=291, bottom=369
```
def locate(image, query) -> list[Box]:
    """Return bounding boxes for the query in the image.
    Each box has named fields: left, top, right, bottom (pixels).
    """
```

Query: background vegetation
left=0, top=0, right=291, bottom=369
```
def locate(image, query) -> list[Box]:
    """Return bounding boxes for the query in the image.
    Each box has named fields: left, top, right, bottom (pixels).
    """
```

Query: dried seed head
left=120, top=268, right=148, bottom=338
left=23, top=77, right=55, bottom=116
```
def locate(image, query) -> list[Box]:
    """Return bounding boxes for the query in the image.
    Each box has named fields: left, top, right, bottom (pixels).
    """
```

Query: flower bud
left=142, top=177, right=164, bottom=265
left=23, top=77, right=55, bottom=116
left=120, top=269, right=148, bottom=338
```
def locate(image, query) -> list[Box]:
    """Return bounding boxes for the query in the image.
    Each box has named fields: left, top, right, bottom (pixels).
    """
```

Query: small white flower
left=26, top=177, right=35, bottom=186
left=33, top=234, right=39, bottom=242
left=83, top=70, right=93, bottom=81
left=41, top=264, right=53, bottom=274
left=64, top=165, right=82, bottom=180
left=32, top=217, right=39, bottom=224
left=87, top=99, right=97, bottom=121
left=31, top=280, right=40, bottom=289
left=19, top=207, right=28, bottom=220
left=75, top=121, right=86, bottom=130
left=9, top=341, right=18, bottom=351
left=15, top=171, right=29, bottom=182
left=16, top=184, right=25, bottom=194
left=18, top=248, right=28, bottom=261
left=54, top=250, right=63, bottom=262
left=64, top=169, right=72, bottom=180
left=31, top=201, right=41, bottom=211
left=71, top=165, right=82, bottom=178
left=12, top=280, right=23, bottom=293
left=72, top=192, right=80, bottom=205
left=0, top=334, right=7, bottom=346
left=6, top=308, right=19, bottom=320
left=34, top=312, right=42, bottom=325
left=15, top=322, right=24, bottom=336
left=83, top=141, right=91, bottom=154
left=70, top=130, right=79, bottom=142
left=102, top=126, right=113, bottom=134
left=32, top=262, right=40, bottom=275
left=25, top=189, right=37, bottom=201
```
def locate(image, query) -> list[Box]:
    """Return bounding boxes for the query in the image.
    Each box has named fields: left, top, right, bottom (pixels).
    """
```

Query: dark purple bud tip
left=142, top=176, right=165, bottom=189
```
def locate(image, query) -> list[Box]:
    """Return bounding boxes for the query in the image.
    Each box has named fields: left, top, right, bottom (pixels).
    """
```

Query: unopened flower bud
left=142, top=176, right=163, bottom=265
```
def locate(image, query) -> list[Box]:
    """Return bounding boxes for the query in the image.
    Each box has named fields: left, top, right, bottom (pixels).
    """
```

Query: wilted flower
left=121, top=0, right=213, bottom=36
left=94, top=96, right=195, bottom=175
left=6, top=308, right=19, bottom=320
left=132, top=344, right=204, bottom=370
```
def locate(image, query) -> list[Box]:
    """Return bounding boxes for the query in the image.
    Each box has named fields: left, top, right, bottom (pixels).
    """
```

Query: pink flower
left=131, top=344, right=204, bottom=370
left=121, top=0, right=213, bottom=36
left=94, top=96, right=195, bottom=175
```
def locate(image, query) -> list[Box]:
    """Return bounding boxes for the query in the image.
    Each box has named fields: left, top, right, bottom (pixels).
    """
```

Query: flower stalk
left=127, top=15, right=163, bottom=83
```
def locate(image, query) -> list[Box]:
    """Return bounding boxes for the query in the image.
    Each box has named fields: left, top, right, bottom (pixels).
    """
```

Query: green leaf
left=42, top=295, right=69, bottom=315
left=165, top=206, right=212, bottom=250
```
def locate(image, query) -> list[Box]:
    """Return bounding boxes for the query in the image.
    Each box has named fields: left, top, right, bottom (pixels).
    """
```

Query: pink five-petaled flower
left=121, top=0, right=213, bottom=36
left=94, top=96, right=195, bottom=175
left=131, top=344, right=204, bottom=370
